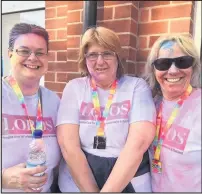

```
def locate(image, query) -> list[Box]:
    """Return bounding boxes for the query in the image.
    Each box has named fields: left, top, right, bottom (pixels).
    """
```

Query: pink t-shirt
left=149, top=89, right=201, bottom=192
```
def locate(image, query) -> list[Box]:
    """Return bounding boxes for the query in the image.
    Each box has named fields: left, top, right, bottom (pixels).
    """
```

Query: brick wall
left=137, top=1, right=195, bottom=75
left=45, top=1, right=195, bottom=96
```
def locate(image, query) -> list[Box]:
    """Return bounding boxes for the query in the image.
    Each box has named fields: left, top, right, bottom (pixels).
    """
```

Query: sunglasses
left=153, top=56, right=194, bottom=71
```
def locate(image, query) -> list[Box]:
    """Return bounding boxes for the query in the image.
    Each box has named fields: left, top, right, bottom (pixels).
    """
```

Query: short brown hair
left=78, top=26, right=124, bottom=79
left=9, top=23, right=49, bottom=51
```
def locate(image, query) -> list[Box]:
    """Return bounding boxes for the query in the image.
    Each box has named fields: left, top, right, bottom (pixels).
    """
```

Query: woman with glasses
left=56, top=26, right=156, bottom=192
left=144, top=35, right=201, bottom=192
left=2, top=23, right=75, bottom=192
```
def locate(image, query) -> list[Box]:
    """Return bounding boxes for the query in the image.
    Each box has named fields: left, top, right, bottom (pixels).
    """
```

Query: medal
left=90, top=78, right=117, bottom=149
left=93, top=136, right=106, bottom=149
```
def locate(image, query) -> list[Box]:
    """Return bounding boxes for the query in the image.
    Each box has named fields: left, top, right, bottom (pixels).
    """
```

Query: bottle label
left=26, top=162, right=46, bottom=176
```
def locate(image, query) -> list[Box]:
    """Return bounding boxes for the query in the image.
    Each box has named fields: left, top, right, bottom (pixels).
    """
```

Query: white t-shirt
left=57, top=75, right=156, bottom=192
left=2, top=78, right=62, bottom=192
left=149, top=89, right=201, bottom=192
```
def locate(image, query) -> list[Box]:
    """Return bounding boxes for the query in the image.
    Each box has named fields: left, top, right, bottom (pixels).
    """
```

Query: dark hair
left=9, top=23, right=49, bottom=51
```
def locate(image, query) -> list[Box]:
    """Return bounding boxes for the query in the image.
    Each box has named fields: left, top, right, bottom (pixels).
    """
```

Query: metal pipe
left=83, top=1, right=97, bottom=34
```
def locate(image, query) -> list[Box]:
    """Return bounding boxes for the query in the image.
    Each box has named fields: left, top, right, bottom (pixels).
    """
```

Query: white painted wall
left=2, top=1, right=45, bottom=13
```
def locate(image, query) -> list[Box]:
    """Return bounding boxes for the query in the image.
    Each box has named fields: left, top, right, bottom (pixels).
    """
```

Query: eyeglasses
left=12, top=48, right=48, bottom=58
left=153, top=56, right=194, bottom=71
left=84, top=51, right=116, bottom=61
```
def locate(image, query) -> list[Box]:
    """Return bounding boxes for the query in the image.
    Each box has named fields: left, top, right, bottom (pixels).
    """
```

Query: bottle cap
left=33, top=130, right=43, bottom=138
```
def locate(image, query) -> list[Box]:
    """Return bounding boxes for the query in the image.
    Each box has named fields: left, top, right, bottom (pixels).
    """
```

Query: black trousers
left=83, top=150, right=150, bottom=193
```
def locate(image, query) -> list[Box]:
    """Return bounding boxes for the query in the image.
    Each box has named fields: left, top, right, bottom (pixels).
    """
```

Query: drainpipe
left=83, top=1, right=97, bottom=34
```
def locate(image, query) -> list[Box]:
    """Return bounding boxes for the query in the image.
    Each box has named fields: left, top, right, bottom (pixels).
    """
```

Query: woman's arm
left=101, top=121, right=155, bottom=192
left=57, top=123, right=100, bottom=192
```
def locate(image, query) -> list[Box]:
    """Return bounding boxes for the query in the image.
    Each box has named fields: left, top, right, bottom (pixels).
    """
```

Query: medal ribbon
left=153, top=84, right=192, bottom=161
left=7, top=76, right=43, bottom=135
left=90, top=78, right=117, bottom=136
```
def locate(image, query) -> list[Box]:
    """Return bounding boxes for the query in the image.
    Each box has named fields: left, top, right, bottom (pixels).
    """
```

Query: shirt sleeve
left=129, top=78, right=156, bottom=124
left=56, top=80, right=79, bottom=126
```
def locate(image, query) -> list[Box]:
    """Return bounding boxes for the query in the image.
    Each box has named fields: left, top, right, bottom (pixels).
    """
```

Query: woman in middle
left=56, top=26, right=156, bottom=192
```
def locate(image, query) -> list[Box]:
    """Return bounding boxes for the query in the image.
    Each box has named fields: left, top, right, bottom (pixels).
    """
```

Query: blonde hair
left=144, top=34, right=201, bottom=97
left=78, top=26, right=124, bottom=79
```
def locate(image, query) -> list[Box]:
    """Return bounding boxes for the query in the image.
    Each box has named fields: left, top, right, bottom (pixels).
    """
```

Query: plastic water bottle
left=26, top=130, right=46, bottom=176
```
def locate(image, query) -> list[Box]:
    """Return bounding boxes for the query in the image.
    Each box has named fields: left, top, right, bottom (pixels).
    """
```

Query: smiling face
left=9, top=33, right=48, bottom=82
left=85, top=44, right=118, bottom=87
left=155, top=41, right=193, bottom=100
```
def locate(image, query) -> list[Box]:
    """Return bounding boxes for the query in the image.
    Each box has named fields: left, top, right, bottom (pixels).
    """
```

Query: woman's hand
left=2, top=163, right=48, bottom=192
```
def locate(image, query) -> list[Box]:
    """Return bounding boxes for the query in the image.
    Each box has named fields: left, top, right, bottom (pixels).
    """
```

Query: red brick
left=46, top=18, right=67, bottom=29
left=45, top=82, right=66, bottom=92
left=56, top=72, right=80, bottom=82
left=118, top=34, right=137, bottom=48
left=171, top=1, right=192, bottom=4
left=138, top=37, right=148, bottom=49
left=57, top=51, right=67, bottom=61
left=126, top=61, right=136, bottom=75
left=131, top=5, right=139, bottom=22
left=68, top=11, right=81, bottom=23
left=46, top=1, right=68, bottom=7
left=44, top=72, right=55, bottom=82
left=49, top=41, right=67, bottom=51
left=151, top=4, right=192, bottom=20
left=67, top=73, right=81, bottom=81
left=67, top=23, right=82, bottom=35
left=46, top=8, right=56, bottom=18
left=121, top=47, right=129, bottom=59
left=135, top=62, right=146, bottom=77
left=98, top=20, right=131, bottom=33
left=131, top=20, right=138, bottom=35
left=67, top=49, right=79, bottom=60
left=130, top=34, right=137, bottom=48
left=140, top=1, right=170, bottom=8
left=140, top=9, right=149, bottom=22
left=132, top=1, right=139, bottom=8
left=114, top=5, right=131, bottom=19
left=67, top=1, right=83, bottom=10
left=57, top=73, right=68, bottom=82
left=47, top=30, right=56, bottom=40
left=170, top=19, right=191, bottom=33
left=48, top=61, right=78, bottom=72
left=128, top=48, right=136, bottom=61
left=97, top=7, right=113, bottom=21
left=136, top=50, right=150, bottom=62
left=149, top=36, right=160, bottom=48
left=104, top=1, right=130, bottom=7
left=57, top=29, right=67, bottom=39
left=138, top=21, right=168, bottom=35
left=48, top=51, right=56, bottom=61
left=57, top=6, right=67, bottom=17
left=118, top=34, right=130, bottom=47
left=67, top=37, right=80, bottom=48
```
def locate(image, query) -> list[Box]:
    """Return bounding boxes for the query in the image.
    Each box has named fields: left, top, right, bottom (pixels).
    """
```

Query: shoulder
left=40, top=85, right=60, bottom=103
left=120, top=75, right=148, bottom=85
left=187, top=88, right=201, bottom=111
left=119, top=75, right=150, bottom=90
left=2, top=77, right=13, bottom=97
left=63, top=76, right=89, bottom=91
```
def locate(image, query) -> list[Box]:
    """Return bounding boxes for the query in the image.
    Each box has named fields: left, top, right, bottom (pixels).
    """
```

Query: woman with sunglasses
left=2, top=23, right=75, bottom=192
left=56, top=26, right=156, bottom=192
left=145, top=34, right=201, bottom=192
